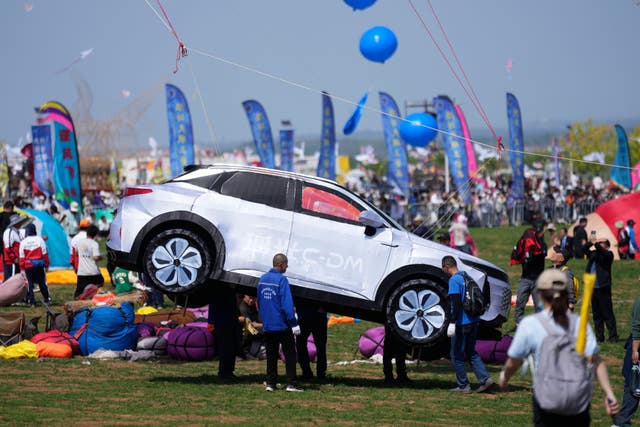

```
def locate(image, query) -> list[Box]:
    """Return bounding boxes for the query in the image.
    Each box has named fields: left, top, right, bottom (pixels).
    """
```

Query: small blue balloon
left=399, top=113, right=438, bottom=147
left=359, top=26, right=398, bottom=63
left=344, top=0, right=376, bottom=10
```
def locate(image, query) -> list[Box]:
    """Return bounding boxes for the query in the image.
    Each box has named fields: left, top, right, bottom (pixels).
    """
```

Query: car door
left=192, top=171, right=294, bottom=276
left=287, top=179, right=393, bottom=300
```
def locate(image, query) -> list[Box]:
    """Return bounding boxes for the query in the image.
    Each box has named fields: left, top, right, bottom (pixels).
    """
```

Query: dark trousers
left=296, top=310, right=327, bottom=378
left=591, top=286, right=618, bottom=341
left=532, top=395, right=590, bottom=427
left=209, top=287, right=238, bottom=378
left=25, top=266, right=50, bottom=305
left=616, top=336, right=640, bottom=427
left=383, top=325, right=408, bottom=380
left=265, top=329, right=297, bottom=387
left=3, top=263, right=19, bottom=281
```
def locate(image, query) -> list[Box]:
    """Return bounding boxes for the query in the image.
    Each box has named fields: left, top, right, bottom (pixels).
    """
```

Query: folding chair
left=0, top=311, right=26, bottom=346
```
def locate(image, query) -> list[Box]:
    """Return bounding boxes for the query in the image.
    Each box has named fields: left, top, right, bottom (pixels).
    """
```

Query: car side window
left=300, top=184, right=363, bottom=223
left=220, top=172, right=292, bottom=210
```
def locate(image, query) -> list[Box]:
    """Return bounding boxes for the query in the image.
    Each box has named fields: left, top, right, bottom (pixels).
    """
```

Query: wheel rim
left=151, top=237, right=203, bottom=288
left=394, top=288, right=445, bottom=340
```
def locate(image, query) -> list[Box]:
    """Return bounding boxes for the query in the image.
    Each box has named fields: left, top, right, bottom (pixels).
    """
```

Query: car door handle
left=380, top=243, right=399, bottom=248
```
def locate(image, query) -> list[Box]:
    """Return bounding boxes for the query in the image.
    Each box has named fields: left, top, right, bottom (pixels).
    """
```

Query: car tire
left=143, top=228, right=213, bottom=295
left=385, top=278, right=449, bottom=346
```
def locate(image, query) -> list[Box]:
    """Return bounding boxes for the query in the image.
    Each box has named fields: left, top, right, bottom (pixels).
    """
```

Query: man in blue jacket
left=257, top=253, right=302, bottom=392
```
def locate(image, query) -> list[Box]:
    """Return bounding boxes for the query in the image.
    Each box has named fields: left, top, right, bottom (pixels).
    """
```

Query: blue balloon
left=399, top=113, right=438, bottom=147
left=359, top=26, right=398, bottom=63
left=344, top=0, right=376, bottom=10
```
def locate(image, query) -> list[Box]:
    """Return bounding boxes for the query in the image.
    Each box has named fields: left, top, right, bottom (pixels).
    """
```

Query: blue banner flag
left=52, top=121, right=82, bottom=208
left=611, top=124, right=631, bottom=190
left=166, top=84, right=195, bottom=177
left=31, top=125, right=55, bottom=196
left=36, top=101, right=82, bottom=213
left=317, top=92, right=336, bottom=180
left=343, top=91, right=368, bottom=135
left=434, top=95, right=470, bottom=203
left=242, top=100, right=275, bottom=169
left=506, top=92, right=525, bottom=203
left=279, top=129, right=294, bottom=172
left=378, top=92, right=410, bottom=196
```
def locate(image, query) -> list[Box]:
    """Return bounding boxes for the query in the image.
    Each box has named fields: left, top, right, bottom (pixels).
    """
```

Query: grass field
left=1, top=226, right=639, bottom=426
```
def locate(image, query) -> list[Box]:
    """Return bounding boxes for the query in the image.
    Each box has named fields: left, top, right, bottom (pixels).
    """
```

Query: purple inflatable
left=136, top=322, right=157, bottom=339
left=358, top=326, right=385, bottom=358
left=474, top=336, right=513, bottom=364
left=166, top=326, right=215, bottom=361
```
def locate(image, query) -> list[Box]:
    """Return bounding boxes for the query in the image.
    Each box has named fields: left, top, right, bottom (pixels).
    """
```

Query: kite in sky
left=24, top=3, right=33, bottom=12
left=55, top=48, right=94, bottom=74
left=120, top=90, right=131, bottom=99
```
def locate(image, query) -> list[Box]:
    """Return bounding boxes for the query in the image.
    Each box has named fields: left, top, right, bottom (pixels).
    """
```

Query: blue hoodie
left=257, top=268, right=297, bottom=332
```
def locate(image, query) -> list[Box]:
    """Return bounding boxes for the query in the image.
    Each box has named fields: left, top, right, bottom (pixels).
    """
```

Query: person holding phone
left=585, top=236, right=618, bottom=342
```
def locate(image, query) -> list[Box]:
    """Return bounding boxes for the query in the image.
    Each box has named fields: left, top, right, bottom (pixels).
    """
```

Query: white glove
left=447, top=323, right=456, bottom=337
left=291, top=325, right=301, bottom=336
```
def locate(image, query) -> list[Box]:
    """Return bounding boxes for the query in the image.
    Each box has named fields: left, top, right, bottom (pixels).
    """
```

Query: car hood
left=406, top=232, right=507, bottom=281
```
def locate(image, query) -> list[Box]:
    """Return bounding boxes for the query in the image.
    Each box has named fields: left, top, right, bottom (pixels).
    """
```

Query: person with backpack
left=549, top=251, right=577, bottom=312
left=511, top=222, right=548, bottom=327
left=442, top=255, right=493, bottom=394
left=498, top=269, right=619, bottom=425
left=615, top=286, right=640, bottom=427
left=616, top=220, right=631, bottom=260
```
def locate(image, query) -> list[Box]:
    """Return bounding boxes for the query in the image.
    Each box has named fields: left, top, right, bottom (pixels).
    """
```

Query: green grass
left=1, top=227, right=639, bottom=426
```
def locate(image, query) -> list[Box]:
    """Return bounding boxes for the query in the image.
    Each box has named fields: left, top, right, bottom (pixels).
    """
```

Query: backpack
left=618, top=228, right=630, bottom=247
left=461, top=273, right=487, bottom=317
left=560, top=266, right=580, bottom=299
left=510, top=229, right=542, bottom=265
left=533, top=313, right=592, bottom=415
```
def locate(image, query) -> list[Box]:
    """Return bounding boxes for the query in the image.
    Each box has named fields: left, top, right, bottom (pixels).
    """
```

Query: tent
left=20, top=208, right=71, bottom=269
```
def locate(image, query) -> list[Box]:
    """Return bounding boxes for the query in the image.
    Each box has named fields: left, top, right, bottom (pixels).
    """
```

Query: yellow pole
left=576, top=273, right=596, bottom=356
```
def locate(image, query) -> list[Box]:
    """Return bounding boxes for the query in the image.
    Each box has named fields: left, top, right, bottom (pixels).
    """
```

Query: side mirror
left=359, top=210, right=384, bottom=229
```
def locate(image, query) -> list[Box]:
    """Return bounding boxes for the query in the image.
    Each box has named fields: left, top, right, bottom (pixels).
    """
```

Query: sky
left=1, top=0, right=639, bottom=154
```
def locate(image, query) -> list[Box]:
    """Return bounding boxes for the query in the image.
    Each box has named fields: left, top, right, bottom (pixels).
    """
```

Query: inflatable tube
left=0, top=273, right=28, bottom=306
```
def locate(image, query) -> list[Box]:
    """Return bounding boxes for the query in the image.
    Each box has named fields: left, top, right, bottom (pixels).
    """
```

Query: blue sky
left=1, top=0, right=638, bottom=152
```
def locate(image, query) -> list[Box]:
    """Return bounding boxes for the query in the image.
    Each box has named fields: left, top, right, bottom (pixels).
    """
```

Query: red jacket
left=19, top=235, right=49, bottom=270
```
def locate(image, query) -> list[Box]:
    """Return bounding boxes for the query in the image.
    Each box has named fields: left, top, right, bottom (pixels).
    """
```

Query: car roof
left=180, top=163, right=340, bottom=187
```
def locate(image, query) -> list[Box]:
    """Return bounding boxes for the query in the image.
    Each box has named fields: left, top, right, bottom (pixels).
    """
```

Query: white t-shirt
left=76, top=237, right=101, bottom=276
left=70, top=230, right=87, bottom=255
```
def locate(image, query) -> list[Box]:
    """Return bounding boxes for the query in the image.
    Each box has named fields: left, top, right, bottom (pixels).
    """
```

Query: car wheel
left=386, top=279, right=448, bottom=346
left=143, top=228, right=212, bottom=294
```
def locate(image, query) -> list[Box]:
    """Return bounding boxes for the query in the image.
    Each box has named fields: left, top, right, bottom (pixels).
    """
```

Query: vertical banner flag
left=379, top=92, right=410, bottom=196
left=454, top=104, right=477, bottom=177
left=242, top=100, right=275, bottom=169
left=434, top=96, right=470, bottom=203
left=611, top=124, right=631, bottom=190
left=317, top=92, right=336, bottom=180
left=279, top=129, right=294, bottom=172
left=166, top=84, right=195, bottom=177
left=506, top=93, right=525, bottom=203
left=36, top=101, right=82, bottom=213
left=31, top=125, right=55, bottom=196
left=0, top=140, right=8, bottom=199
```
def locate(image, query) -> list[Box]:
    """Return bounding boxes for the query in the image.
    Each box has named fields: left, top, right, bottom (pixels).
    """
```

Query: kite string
left=156, top=0, right=187, bottom=74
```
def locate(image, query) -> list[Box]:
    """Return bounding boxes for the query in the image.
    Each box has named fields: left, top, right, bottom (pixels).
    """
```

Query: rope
left=155, top=0, right=187, bottom=74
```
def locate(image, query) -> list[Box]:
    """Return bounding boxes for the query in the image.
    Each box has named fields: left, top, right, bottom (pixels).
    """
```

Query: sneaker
left=450, top=385, right=472, bottom=394
left=265, top=384, right=275, bottom=392
left=475, top=379, right=495, bottom=393
left=285, top=385, right=304, bottom=392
